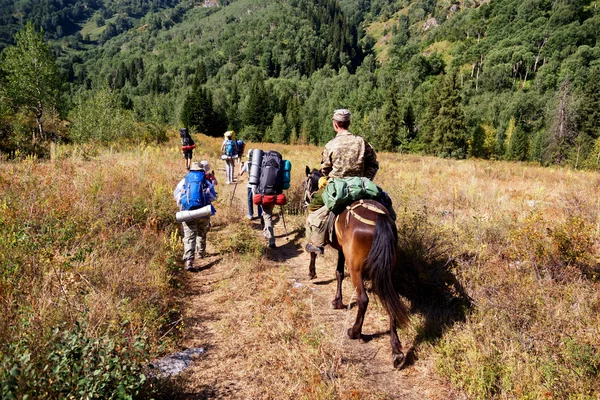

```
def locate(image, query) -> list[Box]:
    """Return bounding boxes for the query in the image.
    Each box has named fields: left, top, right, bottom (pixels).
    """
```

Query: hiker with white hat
left=174, top=161, right=217, bottom=270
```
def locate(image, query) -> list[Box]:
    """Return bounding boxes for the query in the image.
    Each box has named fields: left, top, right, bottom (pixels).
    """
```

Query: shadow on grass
left=393, top=215, right=474, bottom=356
left=264, top=227, right=304, bottom=263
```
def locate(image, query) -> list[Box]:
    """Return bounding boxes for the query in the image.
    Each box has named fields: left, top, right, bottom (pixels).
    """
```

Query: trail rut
left=173, top=175, right=460, bottom=399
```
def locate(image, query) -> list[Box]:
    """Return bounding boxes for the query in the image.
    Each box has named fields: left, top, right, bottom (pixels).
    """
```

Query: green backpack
left=322, top=177, right=380, bottom=212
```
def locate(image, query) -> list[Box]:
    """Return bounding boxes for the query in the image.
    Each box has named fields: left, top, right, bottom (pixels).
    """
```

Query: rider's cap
left=332, top=109, right=351, bottom=122
left=199, top=160, right=210, bottom=171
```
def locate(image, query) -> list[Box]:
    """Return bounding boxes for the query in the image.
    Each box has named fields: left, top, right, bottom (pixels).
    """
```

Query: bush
left=1, top=321, right=151, bottom=399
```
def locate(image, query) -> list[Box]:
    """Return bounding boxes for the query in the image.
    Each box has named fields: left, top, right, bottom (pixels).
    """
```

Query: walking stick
left=280, top=207, right=289, bottom=239
left=229, top=175, right=239, bottom=206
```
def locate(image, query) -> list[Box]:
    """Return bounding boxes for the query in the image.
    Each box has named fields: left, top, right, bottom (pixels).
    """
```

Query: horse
left=303, top=166, right=410, bottom=369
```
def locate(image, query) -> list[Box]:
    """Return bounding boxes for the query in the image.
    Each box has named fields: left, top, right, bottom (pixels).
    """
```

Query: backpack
left=258, top=151, right=284, bottom=196
left=236, top=140, right=245, bottom=158
left=181, top=136, right=195, bottom=151
left=322, top=177, right=380, bottom=212
left=224, top=139, right=237, bottom=157
left=181, top=170, right=208, bottom=211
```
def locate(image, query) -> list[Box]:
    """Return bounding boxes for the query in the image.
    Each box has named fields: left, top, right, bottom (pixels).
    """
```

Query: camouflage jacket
left=321, top=131, right=378, bottom=180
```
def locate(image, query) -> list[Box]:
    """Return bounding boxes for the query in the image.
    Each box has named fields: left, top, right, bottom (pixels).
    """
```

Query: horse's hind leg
left=331, top=251, right=345, bottom=309
left=347, top=274, right=368, bottom=340
left=308, top=253, right=317, bottom=280
left=389, top=318, right=406, bottom=369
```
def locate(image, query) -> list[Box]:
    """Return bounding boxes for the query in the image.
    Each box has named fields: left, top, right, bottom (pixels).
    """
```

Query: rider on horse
left=305, top=109, right=379, bottom=255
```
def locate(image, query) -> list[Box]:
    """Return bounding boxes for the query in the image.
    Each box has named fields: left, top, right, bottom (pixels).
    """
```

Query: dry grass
left=211, top=144, right=600, bottom=398
left=2, top=133, right=600, bottom=398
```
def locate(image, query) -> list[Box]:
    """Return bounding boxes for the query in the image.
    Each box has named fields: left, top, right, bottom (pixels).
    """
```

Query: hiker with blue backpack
left=221, top=130, right=237, bottom=184
left=174, top=161, right=217, bottom=270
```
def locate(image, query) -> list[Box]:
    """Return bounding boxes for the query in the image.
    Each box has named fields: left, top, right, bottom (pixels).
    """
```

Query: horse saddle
left=325, top=199, right=390, bottom=244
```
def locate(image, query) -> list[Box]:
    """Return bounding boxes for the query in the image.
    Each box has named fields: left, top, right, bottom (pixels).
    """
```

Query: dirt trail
left=174, top=174, right=460, bottom=399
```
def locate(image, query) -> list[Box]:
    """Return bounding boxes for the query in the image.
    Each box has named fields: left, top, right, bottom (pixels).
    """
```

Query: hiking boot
left=305, top=243, right=324, bottom=255
left=184, top=259, right=194, bottom=270
left=268, top=242, right=276, bottom=249
left=246, top=215, right=253, bottom=220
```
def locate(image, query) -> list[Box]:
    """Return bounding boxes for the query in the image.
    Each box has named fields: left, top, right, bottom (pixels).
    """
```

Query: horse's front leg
left=331, top=251, right=345, bottom=309
left=389, top=317, right=406, bottom=369
left=308, top=252, right=317, bottom=280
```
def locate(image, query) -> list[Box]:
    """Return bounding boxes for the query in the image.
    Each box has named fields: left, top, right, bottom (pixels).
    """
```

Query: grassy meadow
left=1, top=133, right=600, bottom=398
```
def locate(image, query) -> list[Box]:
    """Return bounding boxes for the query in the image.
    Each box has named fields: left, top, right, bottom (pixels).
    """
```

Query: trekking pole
left=229, top=172, right=241, bottom=206
left=229, top=177, right=239, bottom=206
left=280, top=207, right=289, bottom=240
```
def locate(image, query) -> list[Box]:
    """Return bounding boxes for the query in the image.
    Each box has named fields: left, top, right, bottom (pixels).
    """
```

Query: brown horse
left=303, top=167, right=409, bottom=369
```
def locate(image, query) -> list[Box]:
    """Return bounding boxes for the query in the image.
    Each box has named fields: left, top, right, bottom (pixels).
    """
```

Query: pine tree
left=243, top=78, right=270, bottom=135
left=577, top=68, right=600, bottom=167
left=378, top=84, right=402, bottom=151
left=430, top=72, right=468, bottom=158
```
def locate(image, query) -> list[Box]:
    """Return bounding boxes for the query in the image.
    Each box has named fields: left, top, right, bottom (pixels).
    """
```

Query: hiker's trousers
left=247, top=186, right=262, bottom=218
left=262, top=205, right=275, bottom=246
left=305, top=205, right=330, bottom=247
left=225, top=159, right=235, bottom=183
left=182, top=217, right=210, bottom=260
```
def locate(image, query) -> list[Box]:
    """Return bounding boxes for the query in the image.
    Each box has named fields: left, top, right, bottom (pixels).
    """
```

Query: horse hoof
left=393, top=352, right=406, bottom=369
left=331, top=300, right=344, bottom=310
left=347, top=328, right=360, bottom=340
left=309, top=273, right=317, bottom=280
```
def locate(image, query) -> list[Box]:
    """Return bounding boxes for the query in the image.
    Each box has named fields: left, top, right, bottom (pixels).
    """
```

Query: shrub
left=1, top=321, right=151, bottom=399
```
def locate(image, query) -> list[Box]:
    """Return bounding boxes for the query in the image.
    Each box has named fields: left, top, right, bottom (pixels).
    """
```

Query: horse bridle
left=303, top=172, right=321, bottom=209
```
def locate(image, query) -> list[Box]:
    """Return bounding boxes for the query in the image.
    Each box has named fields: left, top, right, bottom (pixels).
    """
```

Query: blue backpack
left=182, top=170, right=208, bottom=211
left=224, top=139, right=237, bottom=157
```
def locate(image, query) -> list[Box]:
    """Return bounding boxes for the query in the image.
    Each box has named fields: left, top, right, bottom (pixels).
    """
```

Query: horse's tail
left=365, top=215, right=409, bottom=327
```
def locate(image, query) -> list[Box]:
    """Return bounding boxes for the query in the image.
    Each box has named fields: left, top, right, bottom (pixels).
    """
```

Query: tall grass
left=0, top=138, right=195, bottom=398
left=2, top=132, right=599, bottom=398
left=268, top=145, right=600, bottom=397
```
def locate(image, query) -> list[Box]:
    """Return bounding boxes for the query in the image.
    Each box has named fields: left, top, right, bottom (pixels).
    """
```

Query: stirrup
left=305, top=243, right=324, bottom=255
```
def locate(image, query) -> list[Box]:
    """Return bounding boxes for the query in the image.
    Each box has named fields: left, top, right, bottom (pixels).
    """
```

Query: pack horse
left=304, top=169, right=409, bottom=369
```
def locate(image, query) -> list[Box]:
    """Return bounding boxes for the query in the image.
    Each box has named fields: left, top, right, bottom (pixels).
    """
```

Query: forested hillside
left=1, top=0, right=600, bottom=167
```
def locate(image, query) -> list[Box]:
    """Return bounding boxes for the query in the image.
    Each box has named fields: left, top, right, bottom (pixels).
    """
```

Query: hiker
left=180, top=128, right=195, bottom=170
left=221, top=130, right=237, bottom=184
left=200, top=160, right=218, bottom=186
left=305, top=109, right=379, bottom=255
left=174, top=161, right=217, bottom=270
left=239, top=149, right=263, bottom=220
left=252, top=150, right=291, bottom=249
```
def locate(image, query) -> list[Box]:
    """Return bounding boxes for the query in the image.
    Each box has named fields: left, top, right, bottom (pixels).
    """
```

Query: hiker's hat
left=189, top=162, right=203, bottom=171
left=332, top=109, right=351, bottom=122
left=247, top=149, right=253, bottom=159
left=199, top=160, right=210, bottom=171
left=224, top=130, right=233, bottom=138
left=179, top=127, right=188, bottom=135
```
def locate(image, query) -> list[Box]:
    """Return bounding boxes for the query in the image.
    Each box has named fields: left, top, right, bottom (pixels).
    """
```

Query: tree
left=547, top=80, right=577, bottom=165
left=181, top=85, right=215, bottom=135
left=265, top=113, right=287, bottom=143
left=378, top=84, right=402, bottom=151
left=243, top=78, right=270, bottom=134
left=429, top=72, right=468, bottom=158
left=1, top=22, right=61, bottom=143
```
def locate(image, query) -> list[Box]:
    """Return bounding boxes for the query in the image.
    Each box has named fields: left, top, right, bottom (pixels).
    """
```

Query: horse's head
left=302, top=165, right=323, bottom=210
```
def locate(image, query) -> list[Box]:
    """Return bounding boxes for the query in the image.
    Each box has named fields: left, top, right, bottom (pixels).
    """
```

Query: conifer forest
left=0, top=0, right=598, bottom=167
